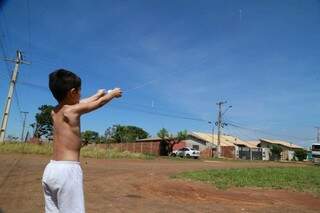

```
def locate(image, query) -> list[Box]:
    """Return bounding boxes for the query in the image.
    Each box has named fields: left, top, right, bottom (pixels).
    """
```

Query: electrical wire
left=0, top=38, right=11, bottom=79
left=224, top=124, right=259, bottom=141
left=18, top=80, right=48, bottom=91
left=0, top=4, right=25, bottom=124
left=26, top=0, right=31, bottom=55
left=226, top=120, right=314, bottom=142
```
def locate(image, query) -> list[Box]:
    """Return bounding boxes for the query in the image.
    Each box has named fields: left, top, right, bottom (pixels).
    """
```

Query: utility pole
left=216, top=101, right=232, bottom=158
left=20, top=111, right=29, bottom=142
left=208, top=121, right=215, bottom=157
left=316, top=127, right=320, bottom=143
left=0, top=50, right=30, bottom=143
left=216, top=101, right=226, bottom=158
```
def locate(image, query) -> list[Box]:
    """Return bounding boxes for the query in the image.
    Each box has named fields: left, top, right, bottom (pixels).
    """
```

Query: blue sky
left=0, top=0, right=319, bottom=147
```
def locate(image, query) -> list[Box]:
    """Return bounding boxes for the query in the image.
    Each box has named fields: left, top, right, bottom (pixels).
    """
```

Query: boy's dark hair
left=49, top=69, right=81, bottom=102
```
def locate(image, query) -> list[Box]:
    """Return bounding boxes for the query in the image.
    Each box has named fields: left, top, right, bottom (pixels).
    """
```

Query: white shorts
left=42, top=160, right=85, bottom=213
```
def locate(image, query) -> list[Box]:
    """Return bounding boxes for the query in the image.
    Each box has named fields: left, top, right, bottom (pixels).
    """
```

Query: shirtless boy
left=42, top=69, right=122, bottom=213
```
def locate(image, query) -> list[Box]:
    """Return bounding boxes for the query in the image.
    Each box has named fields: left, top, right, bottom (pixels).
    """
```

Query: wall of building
left=184, top=139, right=210, bottom=151
left=259, top=141, right=298, bottom=161
left=221, top=146, right=235, bottom=158
left=186, top=136, right=211, bottom=150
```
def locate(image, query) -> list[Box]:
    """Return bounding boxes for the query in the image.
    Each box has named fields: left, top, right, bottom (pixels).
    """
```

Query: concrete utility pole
left=216, top=101, right=232, bottom=158
left=20, top=111, right=29, bottom=142
left=316, top=127, right=320, bottom=143
left=0, top=50, right=30, bottom=143
left=208, top=121, right=215, bottom=157
left=216, top=101, right=226, bottom=158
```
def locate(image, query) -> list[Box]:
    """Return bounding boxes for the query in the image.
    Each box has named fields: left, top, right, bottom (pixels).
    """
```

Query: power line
left=0, top=38, right=12, bottom=79
left=18, top=80, right=48, bottom=91
left=0, top=6, right=12, bottom=79
left=13, top=87, right=23, bottom=120
left=0, top=4, right=12, bottom=50
left=0, top=5, right=25, bottom=124
left=224, top=124, right=259, bottom=141
left=226, top=120, right=313, bottom=142
left=26, top=0, right=31, bottom=54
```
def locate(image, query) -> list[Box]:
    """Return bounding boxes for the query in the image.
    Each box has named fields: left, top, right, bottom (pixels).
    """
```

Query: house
left=183, top=132, right=258, bottom=158
left=258, top=138, right=302, bottom=150
left=258, top=138, right=303, bottom=161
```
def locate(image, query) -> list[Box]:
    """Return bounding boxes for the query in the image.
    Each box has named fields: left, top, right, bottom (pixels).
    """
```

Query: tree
left=157, top=128, right=187, bottom=155
left=32, top=105, right=54, bottom=138
left=270, top=144, right=282, bottom=161
left=99, top=135, right=106, bottom=144
left=81, top=130, right=99, bottom=143
left=105, top=125, right=149, bottom=143
left=294, top=149, right=307, bottom=161
left=157, top=128, right=169, bottom=139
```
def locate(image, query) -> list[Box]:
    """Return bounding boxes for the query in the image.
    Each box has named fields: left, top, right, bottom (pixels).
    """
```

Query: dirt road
left=0, top=154, right=319, bottom=213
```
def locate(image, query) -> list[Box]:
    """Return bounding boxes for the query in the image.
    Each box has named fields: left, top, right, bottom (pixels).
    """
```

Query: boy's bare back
left=52, top=105, right=82, bottom=161
left=51, top=89, right=122, bottom=161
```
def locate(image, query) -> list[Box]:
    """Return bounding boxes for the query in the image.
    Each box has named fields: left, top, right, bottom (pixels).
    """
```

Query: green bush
left=295, top=149, right=307, bottom=161
left=270, top=144, right=282, bottom=160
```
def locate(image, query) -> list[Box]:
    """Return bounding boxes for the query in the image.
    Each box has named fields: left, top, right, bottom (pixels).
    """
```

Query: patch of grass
left=0, top=142, right=155, bottom=160
left=0, top=142, right=53, bottom=155
left=173, top=167, right=320, bottom=195
left=80, top=146, right=155, bottom=160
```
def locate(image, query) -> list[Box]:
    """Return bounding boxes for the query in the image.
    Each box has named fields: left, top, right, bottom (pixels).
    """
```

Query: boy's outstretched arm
left=71, top=88, right=122, bottom=115
left=80, top=89, right=106, bottom=104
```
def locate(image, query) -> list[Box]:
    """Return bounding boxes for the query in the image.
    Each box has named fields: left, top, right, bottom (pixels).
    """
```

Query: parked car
left=171, top=147, right=200, bottom=159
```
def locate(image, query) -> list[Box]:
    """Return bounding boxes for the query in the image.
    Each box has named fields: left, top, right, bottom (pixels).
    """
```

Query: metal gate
left=239, top=147, right=262, bottom=160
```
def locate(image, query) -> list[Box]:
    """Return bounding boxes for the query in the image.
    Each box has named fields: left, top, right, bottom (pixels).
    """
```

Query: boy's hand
left=109, top=88, right=122, bottom=98
left=72, top=87, right=122, bottom=114
left=97, top=89, right=107, bottom=95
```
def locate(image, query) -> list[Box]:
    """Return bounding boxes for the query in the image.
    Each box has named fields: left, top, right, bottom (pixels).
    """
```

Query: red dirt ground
left=0, top=154, right=319, bottom=213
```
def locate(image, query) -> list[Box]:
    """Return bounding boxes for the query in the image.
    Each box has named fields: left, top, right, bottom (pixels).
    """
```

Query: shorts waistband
left=50, top=160, right=80, bottom=165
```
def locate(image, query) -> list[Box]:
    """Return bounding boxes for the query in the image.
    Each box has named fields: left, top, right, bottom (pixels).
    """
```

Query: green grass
left=173, top=167, right=320, bottom=195
left=80, top=146, right=155, bottom=160
left=0, top=142, right=53, bottom=155
left=0, top=142, right=155, bottom=160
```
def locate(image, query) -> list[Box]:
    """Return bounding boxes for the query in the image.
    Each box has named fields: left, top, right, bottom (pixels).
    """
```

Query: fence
left=93, top=142, right=161, bottom=155
left=93, top=142, right=218, bottom=158
left=238, top=147, right=262, bottom=160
